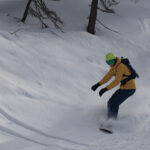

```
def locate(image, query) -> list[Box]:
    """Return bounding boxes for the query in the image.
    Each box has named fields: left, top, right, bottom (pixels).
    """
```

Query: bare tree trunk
left=87, top=0, right=98, bottom=34
left=21, top=0, right=33, bottom=22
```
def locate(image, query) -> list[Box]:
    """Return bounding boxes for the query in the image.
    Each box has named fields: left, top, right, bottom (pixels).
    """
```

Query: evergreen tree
left=21, top=0, right=63, bottom=30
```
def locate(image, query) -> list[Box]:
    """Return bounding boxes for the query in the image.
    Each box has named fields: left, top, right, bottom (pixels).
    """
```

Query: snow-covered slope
left=0, top=0, right=150, bottom=150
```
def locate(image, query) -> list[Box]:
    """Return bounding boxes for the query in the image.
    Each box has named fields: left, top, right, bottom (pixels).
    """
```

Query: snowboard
left=99, top=127, right=113, bottom=134
left=99, top=119, right=114, bottom=134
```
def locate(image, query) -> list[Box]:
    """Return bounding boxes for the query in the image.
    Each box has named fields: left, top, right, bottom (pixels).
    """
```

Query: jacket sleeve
left=99, top=69, right=114, bottom=85
left=106, top=64, right=124, bottom=90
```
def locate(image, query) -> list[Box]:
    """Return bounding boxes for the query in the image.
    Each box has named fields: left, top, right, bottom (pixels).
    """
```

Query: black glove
left=91, top=82, right=100, bottom=91
left=99, top=88, right=108, bottom=96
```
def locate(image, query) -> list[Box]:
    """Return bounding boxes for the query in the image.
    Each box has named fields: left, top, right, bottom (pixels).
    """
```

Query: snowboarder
left=91, top=52, right=136, bottom=120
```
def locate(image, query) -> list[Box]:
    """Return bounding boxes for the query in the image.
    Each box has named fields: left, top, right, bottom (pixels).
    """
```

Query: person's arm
left=106, top=64, right=124, bottom=90
left=99, top=69, right=114, bottom=85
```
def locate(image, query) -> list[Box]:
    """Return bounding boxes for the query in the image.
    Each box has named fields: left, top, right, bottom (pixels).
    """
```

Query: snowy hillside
left=0, top=0, right=150, bottom=150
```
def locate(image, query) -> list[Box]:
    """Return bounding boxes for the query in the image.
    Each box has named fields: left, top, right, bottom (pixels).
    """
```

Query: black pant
left=107, top=89, right=136, bottom=119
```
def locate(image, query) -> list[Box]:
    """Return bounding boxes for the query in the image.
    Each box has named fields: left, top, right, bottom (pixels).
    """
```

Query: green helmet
left=105, top=52, right=116, bottom=61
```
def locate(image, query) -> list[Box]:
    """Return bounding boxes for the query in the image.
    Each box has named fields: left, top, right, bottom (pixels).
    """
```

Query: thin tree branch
left=99, top=0, right=115, bottom=13
left=97, top=19, right=120, bottom=34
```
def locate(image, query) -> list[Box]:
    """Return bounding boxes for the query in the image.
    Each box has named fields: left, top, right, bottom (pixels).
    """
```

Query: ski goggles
left=106, top=59, right=115, bottom=65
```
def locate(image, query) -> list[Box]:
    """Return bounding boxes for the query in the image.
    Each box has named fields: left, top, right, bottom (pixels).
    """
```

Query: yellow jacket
left=99, top=58, right=136, bottom=90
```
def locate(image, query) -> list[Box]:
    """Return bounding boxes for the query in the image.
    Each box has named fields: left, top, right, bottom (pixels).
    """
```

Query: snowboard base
left=100, top=128, right=113, bottom=134
left=99, top=118, right=114, bottom=134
